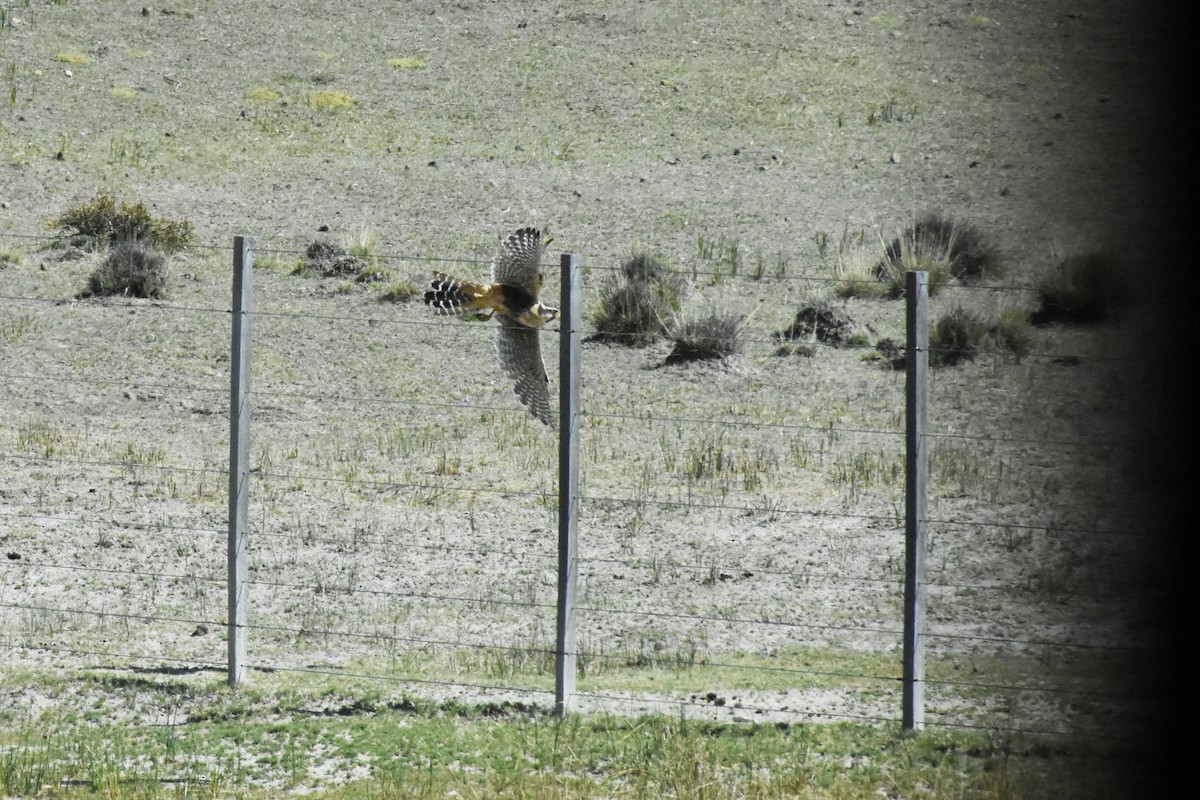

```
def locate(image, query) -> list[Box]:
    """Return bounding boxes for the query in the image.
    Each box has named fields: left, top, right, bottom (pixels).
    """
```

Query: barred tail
left=423, top=272, right=487, bottom=316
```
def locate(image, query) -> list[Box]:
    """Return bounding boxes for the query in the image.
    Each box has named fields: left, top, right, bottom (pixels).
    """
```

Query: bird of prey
left=423, top=227, right=558, bottom=424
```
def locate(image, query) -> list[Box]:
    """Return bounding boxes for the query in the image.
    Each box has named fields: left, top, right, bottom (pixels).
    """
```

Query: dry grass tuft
left=875, top=213, right=1002, bottom=297
left=81, top=240, right=168, bottom=299
left=1032, top=251, right=1126, bottom=324
left=666, top=303, right=745, bottom=363
left=590, top=252, right=687, bottom=346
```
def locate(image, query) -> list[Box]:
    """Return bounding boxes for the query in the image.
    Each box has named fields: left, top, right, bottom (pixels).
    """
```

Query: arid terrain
left=0, top=0, right=1187, bottom=794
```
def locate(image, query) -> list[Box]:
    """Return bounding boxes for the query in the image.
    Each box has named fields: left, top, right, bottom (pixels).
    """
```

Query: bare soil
left=0, top=0, right=1180, bottom=743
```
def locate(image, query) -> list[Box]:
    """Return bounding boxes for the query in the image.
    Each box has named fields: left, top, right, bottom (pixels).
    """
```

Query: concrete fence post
left=555, top=252, right=582, bottom=716
left=227, top=236, right=253, bottom=688
left=902, top=270, right=929, bottom=730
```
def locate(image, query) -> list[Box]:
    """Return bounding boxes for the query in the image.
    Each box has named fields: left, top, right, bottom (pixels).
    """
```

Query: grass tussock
left=667, top=302, right=745, bottom=364
left=1033, top=251, right=1126, bottom=325
left=930, top=304, right=1033, bottom=367
left=379, top=280, right=420, bottom=303
left=80, top=239, right=168, bottom=299
left=590, top=252, right=687, bottom=346
left=878, top=213, right=1002, bottom=288
left=52, top=192, right=194, bottom=252
left=823, top=227, right=892, bottom=300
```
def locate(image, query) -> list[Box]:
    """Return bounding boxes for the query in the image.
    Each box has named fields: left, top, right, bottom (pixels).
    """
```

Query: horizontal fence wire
left=0, top=231, right=1146, bottom=746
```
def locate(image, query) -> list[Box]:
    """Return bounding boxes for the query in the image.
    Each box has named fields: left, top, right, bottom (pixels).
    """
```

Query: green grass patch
left=309, top=90, right=357, bottom=111
left=0, top=674, right=1140, bottom=800
left=247, top=86, right=280, bottom=103
left=388, top=57, right=427, bottom=70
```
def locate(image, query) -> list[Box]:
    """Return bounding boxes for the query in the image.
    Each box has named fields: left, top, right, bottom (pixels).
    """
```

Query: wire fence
left=0, top=230, right=1151, bottom=740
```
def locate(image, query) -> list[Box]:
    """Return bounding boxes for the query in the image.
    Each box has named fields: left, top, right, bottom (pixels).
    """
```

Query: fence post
left=555, top=252, right=582, bottom=717
left=228, top=236, right=254, bottom=688
left=902, top=270, right=929, bottom=730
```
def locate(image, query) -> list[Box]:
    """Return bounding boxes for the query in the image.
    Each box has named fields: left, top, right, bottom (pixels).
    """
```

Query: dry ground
left=0, top=0, right=1182, bottom=754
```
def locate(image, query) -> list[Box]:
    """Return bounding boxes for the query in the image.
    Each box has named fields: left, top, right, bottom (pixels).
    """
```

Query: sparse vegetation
left=929, top=304, right=1033, bottom=367
left=1, top=310, right=37, bottom=343
left=52, top=192, right=194, bottom=252
left=931, top=306, right=990, bottom=367
left=824, top=227, right=893, bottom=299
left=0, top=676, right=1123, bottom=800
left=80, top=239, right=169, bottom=299
left=875, top=213, right=1002, bottom=297
left=697, top=233, right=742, bottom=277
left=590, top=252, right=687, bottom=345
left=1033, top=251, right=1125, bottom=324
left=666, top=302, right=745, bottom=363
left=378, top=279, right=420, bottom=302
left=304, top=234, right=366, bottom=277
left=777, top=298, right=855, bottom=346
left=388, top=56, right=427, bottom=69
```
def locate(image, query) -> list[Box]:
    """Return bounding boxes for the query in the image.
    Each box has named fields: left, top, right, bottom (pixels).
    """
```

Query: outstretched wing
left=491, top=227, right=547, bottom=296
left=494, top=316, right=552, bottom=425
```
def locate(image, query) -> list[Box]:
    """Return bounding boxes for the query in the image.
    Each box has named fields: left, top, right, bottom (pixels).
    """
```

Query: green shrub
left=1032, top=252, right=1124, bottom=324
left=81, top=240, right=168, bottom=299
left=666, top=303, right=745, bottom=363
left=53, top=192, right=193, bottom=252
left=590, top=253, right=686, bottom=346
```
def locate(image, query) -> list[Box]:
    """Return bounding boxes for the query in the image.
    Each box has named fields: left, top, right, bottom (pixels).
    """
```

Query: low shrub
left=53, top=192, right=193, bottom=252
left=875, top=213, right=1002, bottom=297
left=590, top=253, right=687, bottom=346
left=777, top=298, right=855, bottom=346
left=931, top=306, right=990, bottom=367
left=305, top=235, right=365, bottom=277
left=666, top=303, right=745, bottom=364
left=1032, top=252, right=1125, bottom=324
left=81, top=240, right=168, bottom=299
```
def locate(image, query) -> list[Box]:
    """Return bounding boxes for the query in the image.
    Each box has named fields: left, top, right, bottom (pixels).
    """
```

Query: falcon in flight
left=423, top=227, right=558, bottom=425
